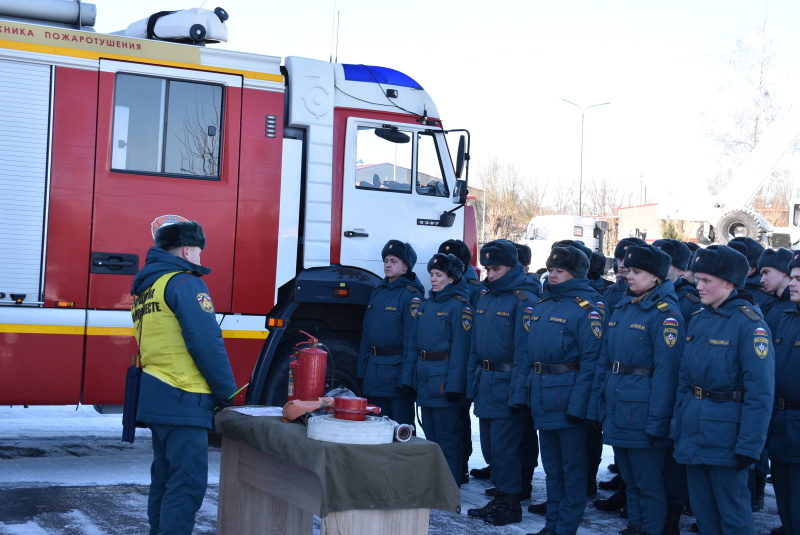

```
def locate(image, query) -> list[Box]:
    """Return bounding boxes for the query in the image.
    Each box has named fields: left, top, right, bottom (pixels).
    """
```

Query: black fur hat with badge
left=553, top=239, right=593, bottom=263
left=590, top=251, right=607, bottom=275
left=788, top=250, right=800, bottom=272
left=438, top=239, right=472, bottom=268
left=546, top=246, right=589, bottom=279
left=382, top=240, right=417, bottom=269
left=652, top=239, right=691, bottom=271
left=757, top=247, right=793, bottom=276
left=155, top=221, right=206, bottom=250
left=624, top=244, right=671, bottom=280
left=614, top=237, right=647, bottom=259
left=427, top=253, right=465, bottom=281
left=691, top=244, right=749, bottom=288
left=479, top=239, right=519, bottom=267
left=727, top=236, right=765, bottom=269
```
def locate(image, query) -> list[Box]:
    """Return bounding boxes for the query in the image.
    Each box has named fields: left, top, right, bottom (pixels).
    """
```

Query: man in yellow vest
left=131, top=221, right=237, bottom=535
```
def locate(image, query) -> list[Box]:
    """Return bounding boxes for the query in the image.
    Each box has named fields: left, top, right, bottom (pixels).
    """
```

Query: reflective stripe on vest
left=132, top=272, right=212, bottom=394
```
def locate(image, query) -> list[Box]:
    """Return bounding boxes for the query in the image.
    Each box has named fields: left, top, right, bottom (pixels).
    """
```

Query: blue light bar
left=342, top=64, right=423, bottom=89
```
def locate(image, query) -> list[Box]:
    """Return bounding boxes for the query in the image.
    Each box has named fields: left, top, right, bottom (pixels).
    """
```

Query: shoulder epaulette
left=656, top=301, right=671, bottom=313
left=684, top=293, right=701, bottom=303
left=690, top=309, right=704, bottom=317
left=468, top=279, right=481, bottom=286
left=739, top=305, right=762, bottom=322
left=574, top=297, right=593, bottom=311
left=512, top=289, right=528, bottom=301
left=537, top=296, right=552, bottom=304
left=405, top=285, right=422, bottom=296
left=454, top=294, right=468, bottom=302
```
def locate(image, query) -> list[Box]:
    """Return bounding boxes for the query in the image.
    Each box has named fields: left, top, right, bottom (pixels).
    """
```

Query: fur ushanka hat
left=382, top=240, right=417, bottom=269
left=614, top=237, right=647, bottom=260
left=546, top=246, right=590, bottom=279
left=438, top=239, right=472, bottom=268
left=691, top=245, right=749, bottom=288
left=513, top=243, right=532, bottom=267
left=427, top=253, right=465, bottom=280
left=624, top=244, right=671, bottom=280
left=757, top=247, right=793, bottom=276
left=788, top=250, right=800, bottom=272
left=553, top=239, right=593, bottom=263
left=155, top=221, right=206, bottom=250
left=479, top=239, right=519, bottom=267
left=652, top=239, right=691, bottom=271
left=727, top=236, right=765, bottom=269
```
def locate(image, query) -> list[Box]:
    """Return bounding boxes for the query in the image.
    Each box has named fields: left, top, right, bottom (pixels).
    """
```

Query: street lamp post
left=561, top=99, right=610, bottom=217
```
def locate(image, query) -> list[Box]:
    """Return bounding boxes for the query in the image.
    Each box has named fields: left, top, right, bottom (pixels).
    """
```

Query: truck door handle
left=90, top=252, right=139, bottom=275
left=344, top=231, right=369, bottom=238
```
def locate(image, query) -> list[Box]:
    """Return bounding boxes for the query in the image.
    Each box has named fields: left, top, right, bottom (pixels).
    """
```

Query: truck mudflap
left=246, top=265, right=381, bottom=405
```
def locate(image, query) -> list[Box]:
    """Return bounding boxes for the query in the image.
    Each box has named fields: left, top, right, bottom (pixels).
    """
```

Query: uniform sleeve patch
left=663, top=317, right=679, bottom=326
left=524, top=306, right=535, bottom=314
left=754, top=327, right=768, bottom=336
left=754, top=336, right=769, bottom=359
left=596, top=301, right=605, bottom=308
left=462, top=311, right=473, bottom=331
left=588, top=311, right=602, bottom=320
left=197, top=293, right=215, bottom=313
left=463, top=306, right=473, bottom=314
left=591, top=321, right=603, bottom=338
left=663, top=328, right=678, bottom=347
left=411, top=296, right=422, bottom=303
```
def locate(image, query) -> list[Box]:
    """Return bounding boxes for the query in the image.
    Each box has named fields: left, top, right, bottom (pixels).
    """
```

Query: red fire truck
left=0, top=4, right=476, bottom=410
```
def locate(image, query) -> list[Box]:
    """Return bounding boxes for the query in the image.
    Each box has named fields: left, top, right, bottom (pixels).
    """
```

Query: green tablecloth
left=215, top=409, right=461, bottom=517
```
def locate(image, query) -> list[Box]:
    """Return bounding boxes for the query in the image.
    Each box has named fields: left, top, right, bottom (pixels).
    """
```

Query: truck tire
left=258, top=330, right=361, bottom=406
left=717, top=209, right=763, bottom=243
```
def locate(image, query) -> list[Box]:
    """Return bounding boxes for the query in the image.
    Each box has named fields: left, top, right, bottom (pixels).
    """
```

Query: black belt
left=420, top=350, right=450, bottom=361
left=611, top=361, right=653, bottom=377
left=778, top=398, right=800, bottom=410
left=481, top=360, right=512, bottom=372
left=534, top=362, right=579, bottom=374
left=371, top=346, right=403, bottom=356
left=693, top=387, right=743, bottom=402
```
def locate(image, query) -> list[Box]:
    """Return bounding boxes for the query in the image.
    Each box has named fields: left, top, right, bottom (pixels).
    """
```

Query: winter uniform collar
left=131, top=247, right=209, bottom=296
left=548, top=277, right=596, bottom=301
left=620, top=279, right=676, bottom=310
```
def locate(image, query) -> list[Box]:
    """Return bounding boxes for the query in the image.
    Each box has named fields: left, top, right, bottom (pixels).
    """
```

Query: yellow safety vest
left=132, top=272, right=212, bottom=394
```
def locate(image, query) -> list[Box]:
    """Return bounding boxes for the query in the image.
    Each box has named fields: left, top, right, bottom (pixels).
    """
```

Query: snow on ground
left=0, top=405, right=783, bottom=534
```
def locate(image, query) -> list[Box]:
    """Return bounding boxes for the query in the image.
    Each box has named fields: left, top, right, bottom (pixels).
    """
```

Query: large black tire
left=717, top=209, right=763, bottom=243
left=258, top=330, right=361, bottom=406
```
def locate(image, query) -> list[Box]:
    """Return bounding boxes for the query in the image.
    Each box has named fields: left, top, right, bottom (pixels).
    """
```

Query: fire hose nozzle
left=394, top=423, right=414, bottom=442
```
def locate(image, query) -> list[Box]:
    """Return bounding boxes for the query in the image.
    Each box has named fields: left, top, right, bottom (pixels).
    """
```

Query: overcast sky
left=93, top=0, right=800, bottom=204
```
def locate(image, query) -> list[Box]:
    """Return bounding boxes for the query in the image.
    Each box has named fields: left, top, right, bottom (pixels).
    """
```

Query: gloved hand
left=647, top=434, right=659, bottom=447
left=736, top=454, right=757, bottom=471
left=399, top=384, right=416, bottom=398
left=213, top=397, right=234, bottom=414
left=566, top=414, right=585, bottom=424
left=510, top=404, right=531, bottom=416
left=445, top=392, right=461, bottom=403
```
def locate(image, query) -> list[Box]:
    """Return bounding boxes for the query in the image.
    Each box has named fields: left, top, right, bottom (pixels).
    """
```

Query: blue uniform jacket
left=745, top=273, right=773, bottom=308
left=131, top=247, right=237, bottom=429
left=762, top=290, right=794, bottom=333
left=589, top=280, right=685, bottom=448
left=357, top=273, right=424, bottom=397
left=403, top=278, right=473, bottom=408
left=671, top=291, right=775, bottom=466
left=769, top=305, right=800, bottom=464
left=468, top=264, right=538, bottom=418
left=674, top=277, right=702, bottom=326
left=463, top=263, right=485, bottom=305
left=602, top=277, right=628, bottom=311
left=514, top=278, right=602, bottom=429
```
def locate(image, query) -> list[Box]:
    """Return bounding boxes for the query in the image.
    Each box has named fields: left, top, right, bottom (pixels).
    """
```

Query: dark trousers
left=686, top=463, right=753, bottom=535
left=663, top=443, right=688, bottom=507
left=479, top=416, right=526, bottom=494
left=587, top=422, right=603, bottom=481
left=614, top=445, right=668, bottom=534
left=520, top=416, right=539, bottom=470
left=772, top=461, right=800, bottom=535
left=421, top=406, right=465, bottom=486
left=540, top=425, right=589, bottom=535
left=370, top=395, right=415, bottom=427
left=148, top=423, right=209, bottom=535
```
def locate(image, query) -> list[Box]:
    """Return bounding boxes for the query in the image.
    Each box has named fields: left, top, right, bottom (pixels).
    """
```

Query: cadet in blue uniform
left=467, top=239, right=538, bottom=526
left=589, top=244, right=685, bottom=535
left=769, top=250, right=800, bottom=535
left=403, top=253, right=472, bottom=486
left=514, top=246, right=602, bottom=535
left=438, top=239, right=479, bottom=484
left=357, top=240, right=423, bottom=426
left=728, top=236, right=772, bottom=308
left=131, top=221, right=238, bottom=535
left=671, top=245, right=775, bottom=535
left=602, top=238, right=647, bottom=311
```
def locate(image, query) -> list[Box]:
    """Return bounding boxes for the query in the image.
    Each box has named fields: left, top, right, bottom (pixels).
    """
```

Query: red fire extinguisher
left=287, top=331, right=328, bottom=401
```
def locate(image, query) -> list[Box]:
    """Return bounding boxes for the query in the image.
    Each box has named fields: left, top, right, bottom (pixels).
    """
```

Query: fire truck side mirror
left=375, top=126, right=410, bottom=144
left=208, top=126, right=217, bottom=137
left=455, top=135, right=466, bottom=179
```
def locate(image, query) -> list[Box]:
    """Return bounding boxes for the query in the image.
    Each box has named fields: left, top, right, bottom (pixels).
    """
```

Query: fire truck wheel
left=717, top=209, right=763, bottom=243
left=259, top=330, right=361, bottom=406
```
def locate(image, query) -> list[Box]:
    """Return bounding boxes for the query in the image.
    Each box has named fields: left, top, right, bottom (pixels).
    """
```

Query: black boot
left=467, top=496, right=499, bottom=519
left=594, top=488, right=627, bottom=511
left=527, top=500, right=547, bottom=515
left=662, top=505, right=682, bottom=535
left=484, top=492, right=522, bottom=526
left=470, top=465, right=491, bottom=479
left=599, top=474, right=623, bottom=490
left=752, top=476, right=766, bottom=512
left=521, top=467, right=534, bottom=500
left=619, top=524, right=644, bottom=535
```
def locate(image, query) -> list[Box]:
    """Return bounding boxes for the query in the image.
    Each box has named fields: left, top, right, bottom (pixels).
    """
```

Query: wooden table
left=215, top=410, right=461, bottom=535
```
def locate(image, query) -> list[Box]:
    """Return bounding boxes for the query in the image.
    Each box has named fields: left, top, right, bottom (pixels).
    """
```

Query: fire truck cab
left=0, top=3, right=475, bottom=409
